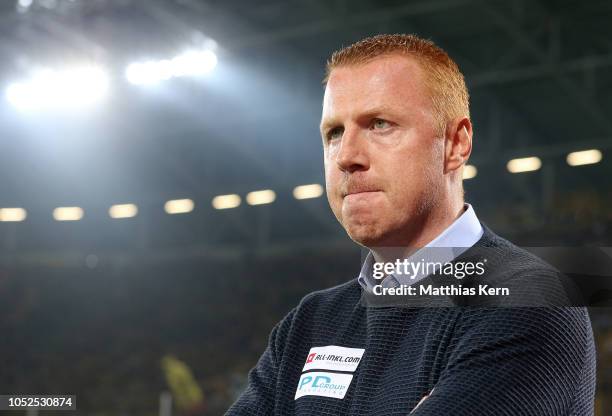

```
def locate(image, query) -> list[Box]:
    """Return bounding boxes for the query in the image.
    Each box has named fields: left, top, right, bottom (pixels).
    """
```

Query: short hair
left=325, top=34, right=470, bottom=135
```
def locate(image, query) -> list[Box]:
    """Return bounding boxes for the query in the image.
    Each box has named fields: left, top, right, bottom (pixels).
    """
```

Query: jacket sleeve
left=411, top=307, right=596, bottom=416
left=225, top=308, right=296, bottom=415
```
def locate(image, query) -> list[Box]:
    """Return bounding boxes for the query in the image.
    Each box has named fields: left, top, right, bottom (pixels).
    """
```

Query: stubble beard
left=341, top=173, right=442, bottom=250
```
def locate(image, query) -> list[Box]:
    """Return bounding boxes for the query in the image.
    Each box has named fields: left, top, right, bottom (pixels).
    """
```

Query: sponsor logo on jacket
left=302, top=345, right=365, bottom=372
left=295, top=372, right=354, bottom=400
left=295, top=345, right=365, bottom=400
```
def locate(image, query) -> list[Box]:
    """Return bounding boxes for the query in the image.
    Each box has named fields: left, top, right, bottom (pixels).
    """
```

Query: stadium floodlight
left=506, top=156, right=541, bottom=173
left=212, top=194, right=241, bottom=210
left=246, top=190, right=276, bottom=206
left=566, top=149, right=602, bottom=167
left=16, top=0, right=33, bottom=13
left=164, top=198, right=194, bottom=214
left=5, top=66, right=109, bottom=111
left=53, top=206, right=84, bottom=221
left=109, top=203, right=138, bottom=219
left=126, top=50, right=217, bottom=85
left=0, top=207, right=27, bottom=222
left=293, top=184, right=324, bottom=200
left=463, top=164, right=477, bottom=180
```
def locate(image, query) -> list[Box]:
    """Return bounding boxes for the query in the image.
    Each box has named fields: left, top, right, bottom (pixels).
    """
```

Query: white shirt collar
left=423, top=203, right=483, bottom=249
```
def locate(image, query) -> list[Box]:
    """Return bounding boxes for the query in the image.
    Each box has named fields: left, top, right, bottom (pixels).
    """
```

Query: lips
left=345, top=190, right=380, bottom=197
left=340, top=177, right=382, bottom=198
left=342, top=184, right=380, bottom=197
left=342, top=187, right=381, bottom=197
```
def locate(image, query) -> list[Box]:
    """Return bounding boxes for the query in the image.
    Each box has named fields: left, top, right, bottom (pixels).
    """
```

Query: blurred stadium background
left=0, top=0, right=610, bottom=414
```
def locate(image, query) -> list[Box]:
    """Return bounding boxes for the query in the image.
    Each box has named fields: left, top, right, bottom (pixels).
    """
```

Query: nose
left=335, top=126, right=369, bottom=173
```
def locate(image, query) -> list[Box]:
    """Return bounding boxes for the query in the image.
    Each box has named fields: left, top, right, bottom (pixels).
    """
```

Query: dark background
left=0, top=0, right=610, bottom=414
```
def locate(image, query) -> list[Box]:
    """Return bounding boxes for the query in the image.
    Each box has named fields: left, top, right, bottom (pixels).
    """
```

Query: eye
left=328, top=127, right=344, bottom=141
left=371, top=118, right=391, bottom=130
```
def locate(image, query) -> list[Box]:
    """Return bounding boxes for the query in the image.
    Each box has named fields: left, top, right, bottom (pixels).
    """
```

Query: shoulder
left=477, top=223, right=559, bottom=274
left=298, top=278, right=362, bottom=311
left=470, top=223, right=582, bottom=306
left=290, top=279, right=364, bottom=328
left=273, top=279, right=363, bottom=344
left=456, top=306, right=593, bottom=336
left=272, top=278, right=362, bottom=328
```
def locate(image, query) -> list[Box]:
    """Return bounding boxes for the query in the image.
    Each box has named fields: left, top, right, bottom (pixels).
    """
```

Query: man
left=226, top=34, right=595, bottom=415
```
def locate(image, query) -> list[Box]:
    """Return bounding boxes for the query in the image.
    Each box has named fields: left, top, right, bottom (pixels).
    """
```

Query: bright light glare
left=53, top=206, right=84, bottom=221
left=507, top=156, right=542, bottom=173
left=126, top=50, right=217, bottom=85
left=164, top=198, right=194, bottom=214
left=463, top=165, right=477, bottom=180
left=6, top=66, right=109, bottom=111
left=293, top=184, right=324, bottom=200
left=0, top=208, right=27, bottom=222
left=212, top=194, right=241, bottom=210
left=567, top=149, right=602, bottom=166
left=16, top=0, right=33, bottom=13
left=109, top=203, right=138, bottom=219
left=246, top=190, right=276, bottom=206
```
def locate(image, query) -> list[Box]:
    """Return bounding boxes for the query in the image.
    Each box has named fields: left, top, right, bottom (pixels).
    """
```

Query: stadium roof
left=0, top=0, right=610, bottom=256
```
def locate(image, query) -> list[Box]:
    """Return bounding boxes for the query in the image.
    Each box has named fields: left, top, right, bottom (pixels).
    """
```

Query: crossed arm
left=228, top=307, right=595, bottom=415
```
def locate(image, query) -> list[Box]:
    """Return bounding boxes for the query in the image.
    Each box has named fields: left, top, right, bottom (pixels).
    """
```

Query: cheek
left=324, top=152, right=340, bottom=183
left=324, top=160, right=341, bottom=204
left=384, top=149, right=440, bottom=199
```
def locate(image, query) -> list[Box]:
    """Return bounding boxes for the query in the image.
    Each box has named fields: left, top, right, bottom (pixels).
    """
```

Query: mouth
left=342, top=187, right=381, bottom=198
left=343, top=190, right=382, bottom=200
left=345, top=190, right=380, bottom=196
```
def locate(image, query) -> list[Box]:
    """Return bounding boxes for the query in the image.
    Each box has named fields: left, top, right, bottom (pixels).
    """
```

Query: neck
left=371, top=198, right=465, bottom=263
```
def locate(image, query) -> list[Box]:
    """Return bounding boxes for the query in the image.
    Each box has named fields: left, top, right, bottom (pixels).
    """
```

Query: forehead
left=322, top=54, right=430, bottom=120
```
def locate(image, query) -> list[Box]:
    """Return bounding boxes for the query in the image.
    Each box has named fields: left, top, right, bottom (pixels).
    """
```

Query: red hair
left=325, top=34, right=470, bottom=134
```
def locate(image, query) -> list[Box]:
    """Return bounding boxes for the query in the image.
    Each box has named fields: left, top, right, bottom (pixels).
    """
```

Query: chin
left=344, top=223, right=387, bottom=248
left=343, top=215, right=414, bottom=249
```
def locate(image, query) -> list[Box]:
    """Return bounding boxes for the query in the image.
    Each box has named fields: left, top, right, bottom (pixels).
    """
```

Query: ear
left=443, top=116, right=472, bottom=174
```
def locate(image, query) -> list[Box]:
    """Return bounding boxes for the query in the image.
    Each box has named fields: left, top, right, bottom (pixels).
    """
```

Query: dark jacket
left=227, top=225, right=596, bottom=415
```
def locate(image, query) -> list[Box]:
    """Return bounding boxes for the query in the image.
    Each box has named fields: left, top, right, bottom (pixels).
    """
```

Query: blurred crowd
left=1, top=205, right=611, bottom=415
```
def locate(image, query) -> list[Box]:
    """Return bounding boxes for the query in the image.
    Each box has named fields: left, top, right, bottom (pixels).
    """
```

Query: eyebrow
left=319, top=119, right=340, bottom=134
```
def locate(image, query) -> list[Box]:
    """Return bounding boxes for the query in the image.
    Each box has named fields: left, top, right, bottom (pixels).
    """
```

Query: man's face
left=321, top=54, right=445, bottom=248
